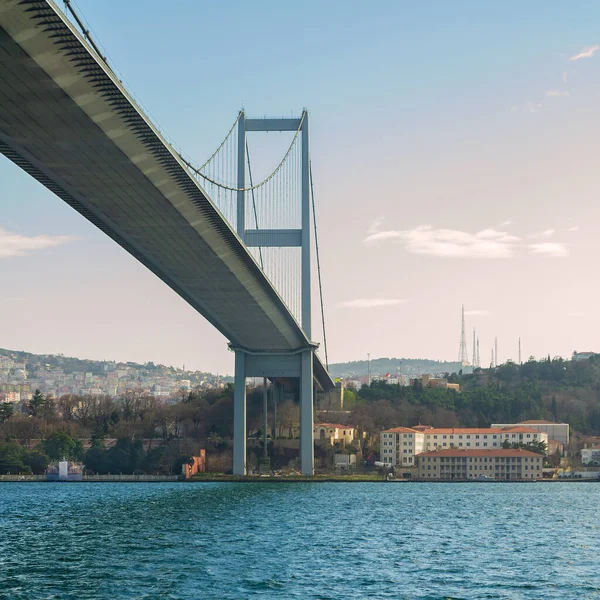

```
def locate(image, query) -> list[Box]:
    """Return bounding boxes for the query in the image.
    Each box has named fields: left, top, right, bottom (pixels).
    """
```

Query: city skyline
left=2, top=1, right=600, bottom=374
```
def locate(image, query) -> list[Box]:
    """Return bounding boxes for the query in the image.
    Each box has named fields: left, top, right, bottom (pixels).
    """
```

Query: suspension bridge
left=0, top=0, right=335, bottom=475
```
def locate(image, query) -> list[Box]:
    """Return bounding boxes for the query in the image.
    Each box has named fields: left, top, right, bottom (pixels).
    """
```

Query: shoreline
left=0, top=475, right=598, bottom=483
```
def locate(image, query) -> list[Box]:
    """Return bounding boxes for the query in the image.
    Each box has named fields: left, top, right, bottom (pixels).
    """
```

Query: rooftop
left=382, top=427, right=419, bottom=434
left=418, top=448, right=542, bottom=458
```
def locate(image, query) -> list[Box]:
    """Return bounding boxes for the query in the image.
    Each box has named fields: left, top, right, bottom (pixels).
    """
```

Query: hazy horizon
left=2, top=1, right=600, bottom=375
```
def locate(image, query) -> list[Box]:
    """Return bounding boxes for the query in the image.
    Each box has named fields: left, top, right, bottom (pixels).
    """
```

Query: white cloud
left=368, top=217, right=385, bottom=235
left=365, top=223, right=570, bottom=259
left=530, top=229, right=555, bottom=239
left=0, top=227, right=79, bottom=258
left=499, top=220, right=512, bottom=226
left=567, top=312, right=583, bottom=317
left=545, top=90, right=569, bottom=97
left=337, top=298, right=405, bottom=309
left=528, top=242, right=568, bottom=257
left=569, top=45, right=599, bottom=61
left=568, top=225, right=579, bottom=232
left=509, top=103, right=541, bottom=113
left=464, top=310, right=489, bottom=316
left=364, top=225, right=519, bottom=259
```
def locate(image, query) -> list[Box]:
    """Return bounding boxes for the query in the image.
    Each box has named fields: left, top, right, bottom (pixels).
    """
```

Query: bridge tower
left=232, top=111, right=315, bottom=476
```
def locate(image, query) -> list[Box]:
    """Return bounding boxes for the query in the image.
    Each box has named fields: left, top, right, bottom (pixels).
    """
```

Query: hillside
left=349, top=356, right=600, bottom=440
left=329, top=357, right=469, bottom=378
left=0, top=347, right=225, bottom=380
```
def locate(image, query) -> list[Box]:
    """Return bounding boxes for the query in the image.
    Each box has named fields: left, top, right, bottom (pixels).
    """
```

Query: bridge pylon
left=232, top=111, right=315, bottom=476
left=232, top=347, right=315, bottom=476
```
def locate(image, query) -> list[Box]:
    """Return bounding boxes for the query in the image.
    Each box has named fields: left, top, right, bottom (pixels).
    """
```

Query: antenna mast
left=458, top=305, right=469, bottom=365
left=495, top=337, right=498, bottom=367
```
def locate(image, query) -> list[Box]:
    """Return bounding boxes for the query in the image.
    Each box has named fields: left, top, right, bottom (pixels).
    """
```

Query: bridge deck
left=0, top=0, right=333, bottom=388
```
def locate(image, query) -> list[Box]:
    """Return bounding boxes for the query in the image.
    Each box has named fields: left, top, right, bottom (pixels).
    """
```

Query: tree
left=28, top=389, right=45, bottom=417
left=42, top=432, right=83, bottom=461
left=41, top=395, right=56, bottom=420
left=0, top=402, right=14, bottom=423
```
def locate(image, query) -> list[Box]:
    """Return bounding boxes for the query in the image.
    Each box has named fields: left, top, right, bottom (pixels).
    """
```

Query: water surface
left=0, top=482, right=598, bottom=599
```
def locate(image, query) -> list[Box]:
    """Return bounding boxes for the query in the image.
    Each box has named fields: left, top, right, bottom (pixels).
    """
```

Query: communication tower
left=458, top=305, right=469, bottom=365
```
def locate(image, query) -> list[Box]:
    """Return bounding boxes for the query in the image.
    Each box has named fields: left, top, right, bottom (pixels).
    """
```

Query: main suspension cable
left=245, top=140, right=264, bottom=269
left=181, top=112, right=305, bottom=192
left=194, top=111, right=242, bottom=172
left=309, top=162, right=329, bottom=370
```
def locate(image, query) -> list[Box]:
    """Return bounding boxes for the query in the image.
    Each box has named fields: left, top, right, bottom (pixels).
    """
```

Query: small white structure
left=581, top=446, right=600, bottom=466
left=334, top=454, right=357, bottom=469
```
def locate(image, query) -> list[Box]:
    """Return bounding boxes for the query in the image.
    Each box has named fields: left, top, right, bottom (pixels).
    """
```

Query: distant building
left=334, top=454, right=357, bottom=469
left=317, top=381, right=344, bottom=410
left=7, top=391, right=21, bottom=403
left=547, top=439, right=564, bottom=456
left=492, top=420, right=569, bottom=447
left=182, top=450, right=206, bottom=478
left=581, top=446, right=600, bottom=466
left=381, top=425, right=548, bottom=467
left=418, top=374, right=460, bottom=391
left=313, top=423, right=356, bottom=445
left=572, top=351, right=596, bottom=362
left=415, top=448, right=543, bottom=480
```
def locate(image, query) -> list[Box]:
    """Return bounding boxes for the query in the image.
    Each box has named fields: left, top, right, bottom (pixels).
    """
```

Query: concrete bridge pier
left=232, top=347, right=315, bottom=476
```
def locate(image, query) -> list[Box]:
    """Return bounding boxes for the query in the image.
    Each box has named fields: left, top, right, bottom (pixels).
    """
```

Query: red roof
left=383, top=426, right=541, bottom=435
left=382, top=427, right=418, bottom=434
left=411, top=425, right=433, bottom=431
left=500, top=426, right=543, bottom=434
left=417, top=448, right=542, bottom=458
left=423, top=427, right=520, bottom=435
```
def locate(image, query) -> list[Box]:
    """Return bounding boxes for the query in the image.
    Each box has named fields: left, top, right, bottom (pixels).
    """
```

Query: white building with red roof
left=380, top=425, right=548, bottom=467
left=491, top=420, right=569, bottom=446
left=415, top=448, right=543, bottom=480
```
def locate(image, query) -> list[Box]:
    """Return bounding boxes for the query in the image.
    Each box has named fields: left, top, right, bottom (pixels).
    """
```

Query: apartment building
left=415, top=448, right=543, bottom=480
left=491, top=420, right=569, bottom=447
left=380, top=427, right=425, bottom=466
left=380, top=425, right=548, bottom=467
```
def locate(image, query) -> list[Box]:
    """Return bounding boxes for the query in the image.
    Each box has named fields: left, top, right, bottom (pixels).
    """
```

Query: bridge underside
left=0, top=0, right=333, bottom=474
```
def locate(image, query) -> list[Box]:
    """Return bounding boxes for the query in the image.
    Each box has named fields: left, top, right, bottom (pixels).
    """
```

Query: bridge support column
left=300, top=349, right=314, bottom=476
left=233, top=350, right=247, bottom=475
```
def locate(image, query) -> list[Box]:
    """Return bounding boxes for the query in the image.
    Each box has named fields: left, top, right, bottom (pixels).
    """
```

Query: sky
left=2, top=0, right=600, bottom=373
